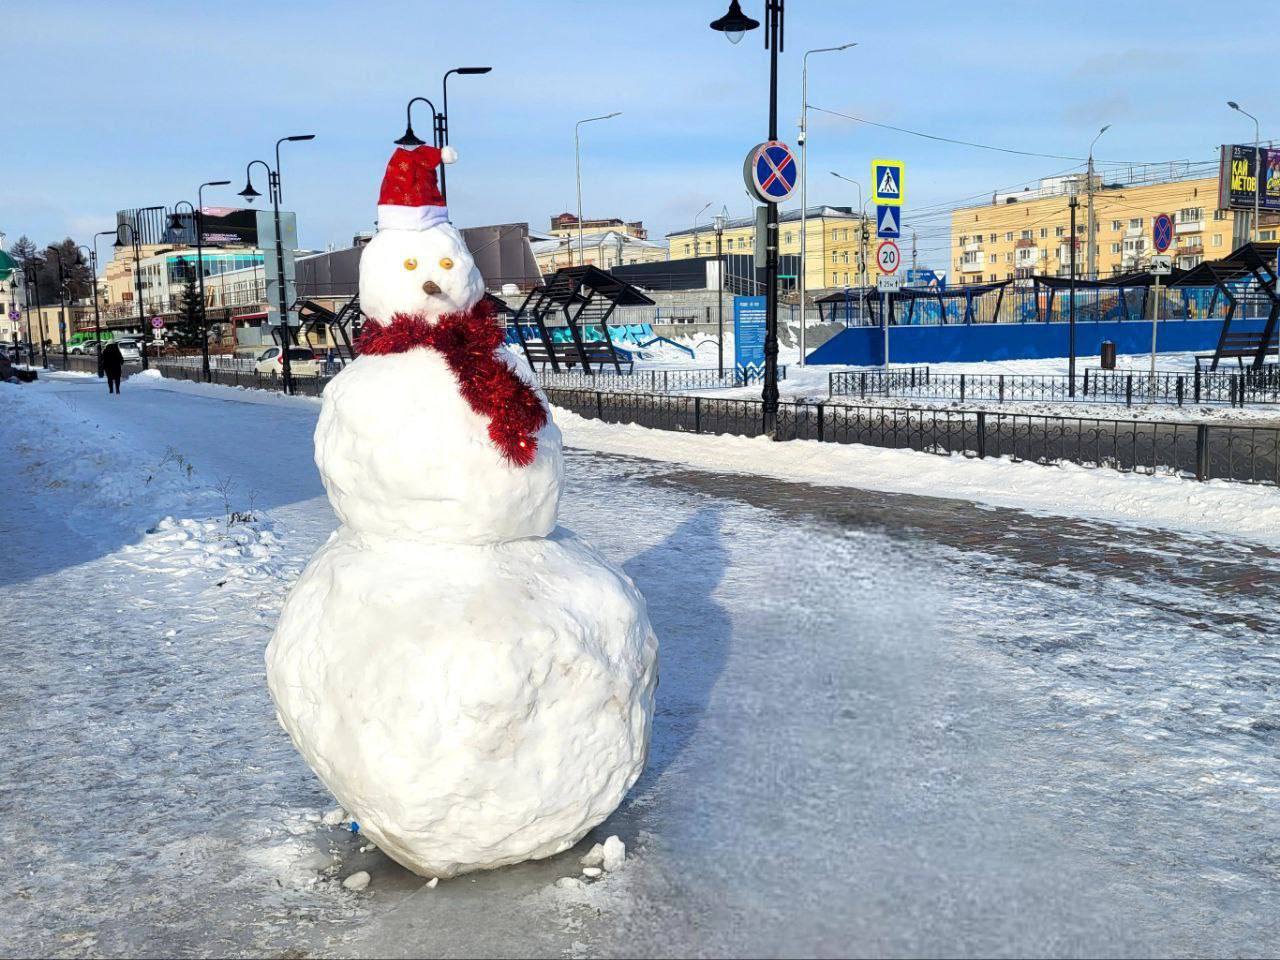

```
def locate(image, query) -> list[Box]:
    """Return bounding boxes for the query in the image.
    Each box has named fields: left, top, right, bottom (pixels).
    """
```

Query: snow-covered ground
left=4, top=370, right=1280, bottom=956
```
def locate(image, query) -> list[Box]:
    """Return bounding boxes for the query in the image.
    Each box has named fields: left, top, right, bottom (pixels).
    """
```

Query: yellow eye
left=439, top=257, right=454, bottom=270
left=403, top=258, right=418, bottom=271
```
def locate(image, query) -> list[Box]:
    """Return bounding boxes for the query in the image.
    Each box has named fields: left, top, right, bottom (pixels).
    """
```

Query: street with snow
left=3, top=370, right=1279, bottom=957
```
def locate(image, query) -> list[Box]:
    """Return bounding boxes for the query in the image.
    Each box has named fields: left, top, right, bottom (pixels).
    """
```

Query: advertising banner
left=1218, top=144, right=1280, bottom=212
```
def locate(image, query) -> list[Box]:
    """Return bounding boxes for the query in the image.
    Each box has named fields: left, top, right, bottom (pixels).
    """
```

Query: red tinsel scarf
left=355, top=300, right=546, bottom=467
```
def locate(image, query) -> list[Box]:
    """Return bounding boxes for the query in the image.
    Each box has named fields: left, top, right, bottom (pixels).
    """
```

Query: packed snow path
left=2, top=373, right=1279, bottom=958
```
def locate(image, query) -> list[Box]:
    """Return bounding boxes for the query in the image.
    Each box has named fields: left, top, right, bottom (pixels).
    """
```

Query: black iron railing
left=829, top=366, right=1280, bottom=407
left=534, top=365, right=787, bottom=394
left=545, top=387, right=1280, bottom=486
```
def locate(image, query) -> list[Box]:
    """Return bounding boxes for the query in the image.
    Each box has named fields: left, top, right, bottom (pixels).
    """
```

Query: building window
left=1212, top=234, right=1223, bottom=247
left=1129, top=217, right=1143, bottom=229
left=1021, top=230, right=1032, bottom=240
left=989, top=233, right=997, bottom=243
left=1111, top=220, right=1122, bottom=231
left=1056, top=226, right=1066, bottom=237
left=1213, top=209, right=1227, bottom=221
left=684, top=244, right=690, bottom=255
left=831, top=251, right=838, bottom=264
left=784, top=231, right=792, bottom=245
left=1005, top=231, right=1014, bottom=242
left=1111, top=242, right=1121, bottom=254
left=1039, top=228, right=1048, bottom=239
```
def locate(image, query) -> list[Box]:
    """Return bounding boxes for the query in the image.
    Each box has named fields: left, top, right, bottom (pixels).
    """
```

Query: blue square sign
left=875, top=204, right=901, bottom=239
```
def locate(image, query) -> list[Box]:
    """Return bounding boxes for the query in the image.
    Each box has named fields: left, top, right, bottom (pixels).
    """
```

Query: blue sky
left=4, top=1, right=1272, bottom=270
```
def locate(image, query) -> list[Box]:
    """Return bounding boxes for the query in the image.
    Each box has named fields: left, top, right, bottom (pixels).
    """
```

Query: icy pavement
left=2, top=373, right=1279, bottom=957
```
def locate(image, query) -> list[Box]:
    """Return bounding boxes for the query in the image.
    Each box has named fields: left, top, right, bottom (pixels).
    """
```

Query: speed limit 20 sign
left=876, top=240, right=901, bottom=274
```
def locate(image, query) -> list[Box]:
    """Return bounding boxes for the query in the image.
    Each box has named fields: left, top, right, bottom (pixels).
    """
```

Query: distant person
left=100, top=341, right=124, bottom=394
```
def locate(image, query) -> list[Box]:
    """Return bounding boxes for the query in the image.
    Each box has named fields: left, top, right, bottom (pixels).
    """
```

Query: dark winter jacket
left=100, top=342, right=124, bottom=375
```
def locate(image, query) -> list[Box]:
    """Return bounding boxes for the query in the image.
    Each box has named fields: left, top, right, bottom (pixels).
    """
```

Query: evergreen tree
left=170, top=259, right=205, bottom=349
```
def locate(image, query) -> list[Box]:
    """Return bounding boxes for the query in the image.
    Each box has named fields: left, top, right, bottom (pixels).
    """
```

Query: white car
left=113, top=339, right=142, bottom=362
left=254, top=346, right=320, bottom=377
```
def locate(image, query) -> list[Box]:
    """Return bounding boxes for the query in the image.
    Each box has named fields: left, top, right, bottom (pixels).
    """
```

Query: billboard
left=160, top=207, right=297, bottom=247
left=1217, top=144, right=1280, bottom=212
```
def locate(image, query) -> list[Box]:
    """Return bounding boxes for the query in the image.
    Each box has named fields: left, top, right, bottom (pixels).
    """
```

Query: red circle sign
left=1152, top=213, right=1174, bottom=254
left=877, top=240, right=901, bottom=274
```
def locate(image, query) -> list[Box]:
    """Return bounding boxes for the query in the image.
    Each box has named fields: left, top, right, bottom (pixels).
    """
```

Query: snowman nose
left=421, top=280, right=442, bottom=295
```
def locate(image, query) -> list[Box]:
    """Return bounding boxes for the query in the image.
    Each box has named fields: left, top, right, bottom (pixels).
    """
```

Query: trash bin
left=1100, top=340, right=1117, bottom=370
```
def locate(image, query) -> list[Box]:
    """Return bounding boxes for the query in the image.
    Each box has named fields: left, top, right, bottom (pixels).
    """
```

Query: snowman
left=266, top=143, right=658, bottom=879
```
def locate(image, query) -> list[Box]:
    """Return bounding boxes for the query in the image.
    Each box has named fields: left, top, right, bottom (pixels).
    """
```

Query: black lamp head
left=112, top=234, right=126, bottom=249
left=167, top=212, right=185, bottom=231
left=238, top=180, right=262, bottom=202
left=457, top=66, right=492, bottom=75
left=710, top=0, right=759, bottom=43
left=395, top=125, right=427, bottom=147
left=287, top=134, right=316, bottom=143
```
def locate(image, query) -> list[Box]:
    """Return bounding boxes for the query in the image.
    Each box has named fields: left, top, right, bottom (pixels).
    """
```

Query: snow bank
left=556, top=410, right=1280, bottom=546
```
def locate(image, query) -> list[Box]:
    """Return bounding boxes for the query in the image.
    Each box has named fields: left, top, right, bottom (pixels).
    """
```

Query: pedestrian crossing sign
left=872, top=159, right=905, bottom=205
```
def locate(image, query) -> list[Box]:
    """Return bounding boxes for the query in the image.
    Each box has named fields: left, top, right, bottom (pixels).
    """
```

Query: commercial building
left=531, top=230, right=668, bottom=275
left=547, top=213, right=648, bottom=240
left=949, top=168, right=1280, bottom=284
left=665, top=206, right=877, bottom=293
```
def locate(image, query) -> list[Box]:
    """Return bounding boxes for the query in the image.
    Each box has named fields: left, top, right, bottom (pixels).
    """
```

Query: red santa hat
left=377, top=145, right=457, bottom=231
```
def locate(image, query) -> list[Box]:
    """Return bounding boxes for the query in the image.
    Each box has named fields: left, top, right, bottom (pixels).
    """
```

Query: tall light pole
left=439, top=66, right=492, bottom=202
left=715, top=210, right=726, bottom=376
left=574, top=112, right=621, bottom=266
left=1069, top=191, right=1079, bottom=396
left=798, top=40, right=856, bottom=365
left=169, top=179, right=230, bottom=381
left=712, top=0, right=784, bottom=437
left=1086, top=124, right=1110, bottom=280
left=93, top=229, right=119, bottom=374
left=24, top=263, right=46, bottom=367
left=113, top=205, right=164, bottom=370
left=240, top=135, right=315, bottom=395
left=692, top=201, right=712, bottom=257
left=47, top=247, right=72, bottom=364
left=1228, top=101, right=1261, bottom=244
left=831, top=171, right=871, bottom=314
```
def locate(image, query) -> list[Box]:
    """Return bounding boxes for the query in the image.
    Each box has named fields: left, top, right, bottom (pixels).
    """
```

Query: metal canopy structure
left=1170, top=242, right=1280, bottom=369
left=510, top=265, right=653, bottom=374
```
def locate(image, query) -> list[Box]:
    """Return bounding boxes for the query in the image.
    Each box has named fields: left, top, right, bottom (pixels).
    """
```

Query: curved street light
left=574, top=112, right=621, bottom=265
left=1228, top=101, right=1262, bottom=244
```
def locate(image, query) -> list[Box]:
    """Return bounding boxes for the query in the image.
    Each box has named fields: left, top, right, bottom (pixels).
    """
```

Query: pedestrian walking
left=100, top=340, right=124, bottom=395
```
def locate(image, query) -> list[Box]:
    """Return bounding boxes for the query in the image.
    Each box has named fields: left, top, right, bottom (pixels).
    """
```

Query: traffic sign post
left=872, top=159, right=905, bottom=205
left=875, top=204, right=901, bottom=239
left=1149, top=215, right=1175, bottom=388
left=150, top=316, right=164, bottom=330
left=876, top=242, right=902, bottom=368
left=876, top=240, right=901, bottom=274
left=744, top=141, right=799, bottom=204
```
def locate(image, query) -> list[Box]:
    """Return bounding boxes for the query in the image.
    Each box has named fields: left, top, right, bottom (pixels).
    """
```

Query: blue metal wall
left=807, top=318, right=1270, bottom=366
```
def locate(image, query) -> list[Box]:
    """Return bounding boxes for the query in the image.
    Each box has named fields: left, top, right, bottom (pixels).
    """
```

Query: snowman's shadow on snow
left=620, top=504, right=731, bottom=792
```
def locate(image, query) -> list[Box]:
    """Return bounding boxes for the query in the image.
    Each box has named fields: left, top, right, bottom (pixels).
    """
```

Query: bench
left=1196, top=330, right=1280, bottom=371
left=519, top=339, right=632, bottom=374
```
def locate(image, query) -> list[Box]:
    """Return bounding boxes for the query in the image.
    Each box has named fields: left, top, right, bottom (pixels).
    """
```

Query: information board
left=733, top=295, right=767, bottom=380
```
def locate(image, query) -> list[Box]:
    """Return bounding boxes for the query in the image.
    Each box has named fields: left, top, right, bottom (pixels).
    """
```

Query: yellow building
left=665, top=206, right=879, bottom=292
left=547, top=213, right=648, bottom=240
left=949, top=172, right=1279, bottom=285
left=531, top=231, right=669, bottom=275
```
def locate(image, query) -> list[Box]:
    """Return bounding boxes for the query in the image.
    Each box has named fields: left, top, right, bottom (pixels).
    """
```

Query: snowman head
left=360, top=145, right=483, bottom=322
left=360, top=224, right=484, bottom=321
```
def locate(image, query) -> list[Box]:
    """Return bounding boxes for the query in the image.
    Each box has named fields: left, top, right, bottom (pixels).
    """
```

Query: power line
left=808, top=105, right=1186, bottom=165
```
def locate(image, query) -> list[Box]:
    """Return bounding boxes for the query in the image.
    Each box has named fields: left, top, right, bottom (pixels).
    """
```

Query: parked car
left=254, top=346, right=320, bottom=377
left=114, top=339, right=142, bottom=362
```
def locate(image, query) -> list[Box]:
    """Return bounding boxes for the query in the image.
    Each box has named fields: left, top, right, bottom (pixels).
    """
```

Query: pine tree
left=171, top=259, right=205, bottom=349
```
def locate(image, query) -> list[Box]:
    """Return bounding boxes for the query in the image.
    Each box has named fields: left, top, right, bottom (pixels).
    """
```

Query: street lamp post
left=75, top=244, right=103, bottom=374
left=1228, top=101, right=1262, bottom=245
left=831, top=172, right=871, bottom=318
left=798, top=41, right=856, bottom=365
left=1069, top=191, right=1079, bottom=396
left=693, top=202, right=712, bottom=257
left=715, top=211, right=726, bottom=376
left=712, top=0, right=783, bottom=437
left=1084, top=124, right=1110, bottom=280
left=24, top=264, right=47, bottom=367
left=7, top=279, right=18, bottom=359
left=439, top=66, right=492, bottom=201
left=395, top=96, right=442, bottom=149
left=48, top=249, right=70, bottom=365
left=240, top=136, right=315, bottom=395
left=575, top=112, right=621, bottom=266
left=170, top=180, right=231, bottom=382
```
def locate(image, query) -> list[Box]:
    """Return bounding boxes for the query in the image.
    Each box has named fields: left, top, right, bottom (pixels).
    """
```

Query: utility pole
left=1069, top=193, right=1079, bottom=396
left=1086, top=125, right=1110, bottom=280
left=911, top=229, right=918, bottom=273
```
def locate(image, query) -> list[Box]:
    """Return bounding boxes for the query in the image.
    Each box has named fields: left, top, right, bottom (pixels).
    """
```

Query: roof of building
left=529, top=230, right=666, bottom=255
left=665, top=205, right=861, bottom=239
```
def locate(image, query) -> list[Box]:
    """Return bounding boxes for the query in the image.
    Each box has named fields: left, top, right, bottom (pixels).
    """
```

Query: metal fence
left=534, top=365, right=788, bottom=394
left=41, top=355, right=1280, bottom=486
left=829, top=366, right=1280, bottom=407
left=546, top=387, right=1280, bottom=485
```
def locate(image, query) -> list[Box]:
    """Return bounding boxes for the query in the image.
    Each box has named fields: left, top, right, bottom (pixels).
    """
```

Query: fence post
left=816, top=401, right=825, bottom=442
left=828, top=371, right=833, bottom=397
left=1083, top=369, right=1089, bottom=397
left=1177, top=375, right=1184, bottom=406
left=596, top=391, right=604, bottom=420
left=976, top=411, right=987, bottom=458
left=694, top=396, right=702, bottom=434
left=998, top=375, right=1005, bottom=403
left=1126, top=374, right=1133, bottom=408
left=1194, top=364, right=1201, bottom=403
left=1195, top=424, right=1209, bottom=481
left=860, top=372, right=866, bottom=398
left=663, top=370, right=669, bottom=393
left=960, top=373, right=966, bottom=403
left=911, top=367, right=917, bottom=388
left=1231, top=374, right=1239, bottom=408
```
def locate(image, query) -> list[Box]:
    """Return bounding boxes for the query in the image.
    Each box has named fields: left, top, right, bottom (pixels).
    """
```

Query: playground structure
left=809, top=243, right=1280, bottom=368
left=508, top=266, right=655, bottom=374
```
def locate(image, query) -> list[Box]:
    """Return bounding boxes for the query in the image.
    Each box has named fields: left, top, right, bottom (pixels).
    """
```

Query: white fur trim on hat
left=378, top=204, right=450, bottom=231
